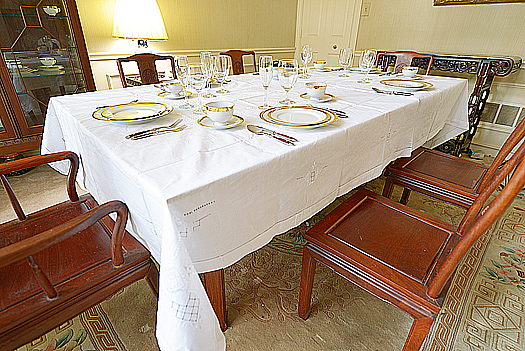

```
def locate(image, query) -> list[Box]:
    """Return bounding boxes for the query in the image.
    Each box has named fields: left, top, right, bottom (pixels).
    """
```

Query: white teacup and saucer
left=198, top=101, right=244, bottom=129
left=300, top=82, right=335, bottom=103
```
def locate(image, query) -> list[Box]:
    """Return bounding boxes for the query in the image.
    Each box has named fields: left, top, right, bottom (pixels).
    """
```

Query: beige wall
left=75, top=0, right=298, bottom=89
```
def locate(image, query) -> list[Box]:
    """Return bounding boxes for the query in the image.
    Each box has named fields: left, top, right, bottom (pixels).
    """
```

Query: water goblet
left=258, top=55, right=273, bottom=109
left=300, top=45, right=313, bottom=79
left=339, top=48, right=354, bottom=77
left=213, top=55, right=231, bottom=93
left=278, top=59, right=298, bottom=105
left=174, top=55, right=195, bottom=109
left=357, top=49, right=377, bottom=84
left=200, top=51, right=216, bottom=98
left=188, top=63, right=207, bottom=115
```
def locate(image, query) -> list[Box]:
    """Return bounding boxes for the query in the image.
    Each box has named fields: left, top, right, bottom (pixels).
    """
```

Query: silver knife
left=256, top=125, right=298, bottom=142
left=126, top=119, right=182, bottom=139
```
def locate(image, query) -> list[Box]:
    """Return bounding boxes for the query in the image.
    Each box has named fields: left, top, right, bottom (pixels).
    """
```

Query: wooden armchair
left=298, top=141, right=525, bottom=350
left=0, top=152, right=159, bottom=350
left=376, top=51, right=434, bottom=75
left=117, top=53, right=176, bottom=87
left=382, top=115, right=525, bottom=208
left=219, top=49, right=257, bottom=75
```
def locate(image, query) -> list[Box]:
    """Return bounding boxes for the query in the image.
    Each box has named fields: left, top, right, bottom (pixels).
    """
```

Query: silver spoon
left=247, top=125, right=295, bottom=145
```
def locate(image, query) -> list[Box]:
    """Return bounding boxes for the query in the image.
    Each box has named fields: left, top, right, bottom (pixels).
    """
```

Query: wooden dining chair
left=298, top=141, right=525, bottom=351
left=376, top=51, right=434, bottom=75
left=0, top=151, right=159, bottom=350
left=117, top=53, right=176, bottom=87
left=219, top=49, right=257, bottom=75
left=382, top=116, right=525, bottom=208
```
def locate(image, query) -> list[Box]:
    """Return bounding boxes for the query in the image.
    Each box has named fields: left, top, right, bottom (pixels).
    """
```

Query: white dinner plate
left=394, top=74, right=424, bottom=80
left=93, top=102, right=173, bottom=123
left=157, top=91, right=193, bottom=100
left=197, top=115, right=244, bottom=129
left=300, top=93, right=335, bottom=103
left=379, top=78, right=433, bottom=92
left=260, top=106, right=337, bottom=129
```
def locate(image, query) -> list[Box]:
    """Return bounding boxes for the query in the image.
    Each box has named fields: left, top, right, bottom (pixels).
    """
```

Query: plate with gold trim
left=300, top=93, right=336, bottom=103
left=379, top=79, right=433, bottom=92
left=93, top=101, right=173, bottom=123
left=260, top=106, right=337, bottom=129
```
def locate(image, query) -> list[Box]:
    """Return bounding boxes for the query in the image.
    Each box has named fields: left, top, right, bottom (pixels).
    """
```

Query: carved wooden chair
left=0, top=151, right=159, bottom=350
left=219, top=49, right=257, bottom=75
left=117, top=53, right=176, bottom=87
left=298, top=141, right=525, bottom=350
left=376, top=51, right=434, bottom=75
left=382, top=116, right=525, bottom=208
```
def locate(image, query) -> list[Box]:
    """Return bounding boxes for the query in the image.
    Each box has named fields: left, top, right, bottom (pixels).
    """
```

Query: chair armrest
left=0, top=200, right=128, bottom=269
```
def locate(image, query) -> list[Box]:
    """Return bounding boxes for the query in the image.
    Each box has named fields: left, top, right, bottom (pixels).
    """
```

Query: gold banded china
left=379, top=79, right=433, bottom=92
left=260, top=106, right=338, bottom=129
left=93, top=101, right=173, bottom=123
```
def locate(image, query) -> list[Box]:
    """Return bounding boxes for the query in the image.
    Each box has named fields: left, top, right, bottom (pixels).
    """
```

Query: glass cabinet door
left=0, top=0, right=91, bottom=132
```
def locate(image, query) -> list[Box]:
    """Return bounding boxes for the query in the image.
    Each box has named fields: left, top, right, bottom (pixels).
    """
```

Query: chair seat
left=384, top=147, right=488, bottom=207
left=303, top=189, right=458, bottom=314
left=0, top=194, right=154, bottom=350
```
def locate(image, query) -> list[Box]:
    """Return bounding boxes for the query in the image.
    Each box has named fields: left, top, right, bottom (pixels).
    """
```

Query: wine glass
left=200, top=51, right=216, bottom=98
left=213, top=55, right=231, bottom=93
left=278, top=59, right=298, bottom=105
left=258, top=55, right=273, bottom=109
left=357, top=49, right=377, bottom=84
left=339, top=48, right=354, bottom=77
left=299, top=45, right=313, bottom=79
left=174, top=55, right=195, bottom=109
left=188, top=63, right=207, bottom=115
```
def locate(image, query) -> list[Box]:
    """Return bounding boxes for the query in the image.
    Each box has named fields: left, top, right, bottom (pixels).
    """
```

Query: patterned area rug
left=7, top=165, right=525, bottom=350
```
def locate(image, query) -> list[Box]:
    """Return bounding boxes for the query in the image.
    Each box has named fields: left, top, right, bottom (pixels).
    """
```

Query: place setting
left=92, top=100, right=173, bottom=124
left=155, top=81, right=193, bottom=100
left=377, top=66, right=433, bottom=94
left=196, top=101, right=244, bottom=129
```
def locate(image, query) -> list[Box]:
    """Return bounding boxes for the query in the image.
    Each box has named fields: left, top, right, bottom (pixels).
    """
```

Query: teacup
left=39, top=57, right=56, bottom=66
left=162, top=81, right=183, bottom=96
left=402, top=66, right=418, bottom=78
left=204, top=101, right=234, bottom=125
left=313, top=61, right=327, bottom=70
left=305, top=82, right=327, bottom=100
left=43, top=6, right=61, bottom=16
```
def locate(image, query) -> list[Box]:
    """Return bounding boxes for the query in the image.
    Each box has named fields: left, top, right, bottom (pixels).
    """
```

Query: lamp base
left=135, top=39, right=152, bottom=54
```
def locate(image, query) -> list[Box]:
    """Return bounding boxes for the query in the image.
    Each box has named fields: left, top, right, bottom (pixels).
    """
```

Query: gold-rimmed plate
left=157, top=91, right=193, bottom=100
left=260, top=106, right=338, bottom=129
left=379, top=79, right=433, bottom=92
left=93, top=101, right=173, bottom=123
left=299, top=93, right=336, bottom=103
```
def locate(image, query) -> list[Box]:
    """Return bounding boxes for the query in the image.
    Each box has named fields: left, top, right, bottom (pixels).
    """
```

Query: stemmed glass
left=299, top=45, right=313, bottom=79
left=258, top=55, right=273, bottom=109
left=188, top=63, right=207, bottom=115
left=339, top=48, right=354, bottom=77
left=174, top=55, right=195, bottom=109
left=278, top=59, right=299, bottom=105
left=357, top=49, right=377, bottom=84
left=200, top=51, right=216, bottom=98
left=213, top=55, right=231, bottom=93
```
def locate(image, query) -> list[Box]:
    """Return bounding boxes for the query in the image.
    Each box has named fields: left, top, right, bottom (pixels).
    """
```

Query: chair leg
left=382, top=177, right=395, bottom=198
left=146, top=260, right=160, bottom=297
left=400, top=188, right=411, bottom=205
left=298, top=245, right=317, bottom=320
left=403, top=316, right=433, bottom=351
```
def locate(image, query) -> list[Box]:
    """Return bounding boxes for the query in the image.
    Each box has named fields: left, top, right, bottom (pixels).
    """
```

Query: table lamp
left=112, top=0, right=168, bottom=52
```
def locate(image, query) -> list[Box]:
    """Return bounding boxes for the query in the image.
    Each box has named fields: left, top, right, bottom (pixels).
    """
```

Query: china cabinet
left=0, top=0, right=95, bottom=156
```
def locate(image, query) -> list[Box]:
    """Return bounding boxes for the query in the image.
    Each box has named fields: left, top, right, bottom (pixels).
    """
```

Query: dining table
left=41, top=67, right=468, bottom=351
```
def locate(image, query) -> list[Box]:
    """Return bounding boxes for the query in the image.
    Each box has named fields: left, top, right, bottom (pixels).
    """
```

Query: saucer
left=395, top=74, right=423, bottom=80
left=157, top=91, right=192, bottom=99
left=197, top=115, right=244, bottom=129
left=312, top=68, right=331, bottom=72
left=300, top=93, right=335, bottom=103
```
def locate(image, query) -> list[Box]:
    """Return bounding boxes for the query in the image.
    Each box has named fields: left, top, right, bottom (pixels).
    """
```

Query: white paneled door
left=296, top=0, right=362, bottom=67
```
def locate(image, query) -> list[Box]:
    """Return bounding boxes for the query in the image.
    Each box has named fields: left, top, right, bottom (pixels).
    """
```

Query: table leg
left=201, top=269, right=227, bottom=331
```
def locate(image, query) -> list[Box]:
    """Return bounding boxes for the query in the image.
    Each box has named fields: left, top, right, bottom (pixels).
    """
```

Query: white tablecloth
left=41, top=70, right=468, bottom=351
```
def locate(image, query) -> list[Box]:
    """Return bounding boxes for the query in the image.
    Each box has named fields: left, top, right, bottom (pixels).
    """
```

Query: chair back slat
left=1, top=174, right=25, bottom=220
left=376, top=51, right=433, bottom=75
left=478, top=116, right=525, bottom=192
left=117, top=53, right=177, bottom=87
left=428, top=141, right=525, bottom=298
left=220, top=50, right=257, bottom=75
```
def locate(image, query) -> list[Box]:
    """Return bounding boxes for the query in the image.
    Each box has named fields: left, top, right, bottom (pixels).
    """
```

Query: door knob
left=333, top=44, right=338, bottom=50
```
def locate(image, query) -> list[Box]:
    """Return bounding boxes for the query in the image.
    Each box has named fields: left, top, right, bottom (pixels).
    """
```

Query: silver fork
left=126, top=119, right=182, bottom=139
left=130, top=124, right=187, bottom=140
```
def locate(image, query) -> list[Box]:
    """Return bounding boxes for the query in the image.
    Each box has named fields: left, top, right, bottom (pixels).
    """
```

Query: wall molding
left=88, top=47, right=297, bottom=62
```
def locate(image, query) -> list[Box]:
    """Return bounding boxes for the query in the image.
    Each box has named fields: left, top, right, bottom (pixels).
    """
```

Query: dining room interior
left=2, top=0, right=525, bottom=350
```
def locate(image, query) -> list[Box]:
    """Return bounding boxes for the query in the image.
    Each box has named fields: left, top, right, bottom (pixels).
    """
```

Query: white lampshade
left=113, top=0, right=168, bottom=40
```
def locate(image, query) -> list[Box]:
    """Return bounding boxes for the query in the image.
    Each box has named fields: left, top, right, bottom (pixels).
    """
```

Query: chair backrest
left=219, top=49, right=257, bottom=75
left=376, top=51, right=434, bottom=75
left=477, top=116, right=525, bottom=192
left=427, top=140, right=525, bottom=298
left=116, top=53, right=176, bottom=88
